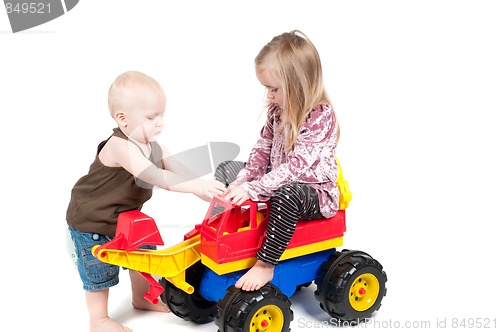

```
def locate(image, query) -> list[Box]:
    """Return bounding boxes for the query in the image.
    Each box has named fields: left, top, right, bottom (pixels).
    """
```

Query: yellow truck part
left=92, top=234, right=201, bottom=294
left=336, top=157, right=352, bottom=210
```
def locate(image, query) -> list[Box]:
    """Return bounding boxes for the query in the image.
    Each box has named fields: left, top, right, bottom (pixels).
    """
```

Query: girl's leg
left=214, top=160, right=246, bottom=186
left=211, top=161, right=246, bottom=216
left=236, top=183, right=322, bottom=291
left=257, top=183, right=322, bottom=263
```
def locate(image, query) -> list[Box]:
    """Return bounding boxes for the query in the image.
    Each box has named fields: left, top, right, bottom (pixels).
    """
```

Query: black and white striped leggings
left=215, top=161, right=324, bottom=265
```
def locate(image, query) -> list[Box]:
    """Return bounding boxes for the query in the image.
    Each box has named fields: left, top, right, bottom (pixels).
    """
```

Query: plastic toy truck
left=92, top=161, right=387, bottom=331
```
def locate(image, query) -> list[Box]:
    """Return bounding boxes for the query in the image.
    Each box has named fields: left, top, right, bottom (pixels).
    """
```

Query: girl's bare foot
left=235, top=260, right=274, bottom=291
left=90, top=316, right=132, bottom=332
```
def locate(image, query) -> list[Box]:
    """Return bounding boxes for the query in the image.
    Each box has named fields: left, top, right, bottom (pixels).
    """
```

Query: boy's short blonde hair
left=108, top=71, right=164, bottom=117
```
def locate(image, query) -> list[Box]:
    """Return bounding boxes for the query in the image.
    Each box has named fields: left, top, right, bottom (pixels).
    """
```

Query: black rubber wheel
left=159, top=261, right=217, bottom=324
left=314, top=249, right=387, bottom=323
left=215, top=283, right=293, bottom=332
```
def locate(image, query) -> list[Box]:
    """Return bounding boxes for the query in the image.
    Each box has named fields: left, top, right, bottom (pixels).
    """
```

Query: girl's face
left=256, top=66, right=283, bottom=107
left=122, top=88, right=166, bottom=144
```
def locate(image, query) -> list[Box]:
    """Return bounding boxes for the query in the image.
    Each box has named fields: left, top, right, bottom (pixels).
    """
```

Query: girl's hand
left=224, top=185, right=250, bottom=205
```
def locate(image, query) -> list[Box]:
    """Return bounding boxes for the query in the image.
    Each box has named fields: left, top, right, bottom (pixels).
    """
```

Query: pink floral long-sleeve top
left=232, top=102, right=340, bottom=218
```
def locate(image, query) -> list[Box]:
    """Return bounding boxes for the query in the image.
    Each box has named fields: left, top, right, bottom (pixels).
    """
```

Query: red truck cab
left=200, top=196, right=346, bottom=275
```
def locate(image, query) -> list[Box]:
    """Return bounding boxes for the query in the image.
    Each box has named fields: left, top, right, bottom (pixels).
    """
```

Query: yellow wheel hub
left=249, top=304, right=284, bottom=332
left=349, top=273, right=380, bottom=311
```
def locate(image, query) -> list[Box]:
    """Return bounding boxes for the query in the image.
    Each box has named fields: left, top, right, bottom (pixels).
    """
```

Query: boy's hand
left=224, top=185, right=250, bottom=206
left=194, top=179, right=226, bottom=202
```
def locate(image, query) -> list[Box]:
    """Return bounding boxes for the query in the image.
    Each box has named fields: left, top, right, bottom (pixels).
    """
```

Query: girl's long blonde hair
left=255, top=30, right=338, bottom=152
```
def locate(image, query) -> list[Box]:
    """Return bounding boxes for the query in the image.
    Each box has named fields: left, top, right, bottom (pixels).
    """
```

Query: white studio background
left=1, top=1, right=499, bottom=331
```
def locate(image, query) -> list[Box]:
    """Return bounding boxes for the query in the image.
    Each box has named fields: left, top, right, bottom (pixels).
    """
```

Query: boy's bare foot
left=235, top=260, right=274, bottom=291
left=90, top=316, right=132, bottom=332
left=129, top=270, right=170, bottom=312
left=132, top=297, right=171, bottom=313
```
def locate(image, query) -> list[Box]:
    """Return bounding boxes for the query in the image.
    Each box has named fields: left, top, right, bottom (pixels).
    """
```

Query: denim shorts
left=67, top=226, right=156, bottom=291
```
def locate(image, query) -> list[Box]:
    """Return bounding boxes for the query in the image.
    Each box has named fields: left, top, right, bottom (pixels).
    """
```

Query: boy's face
left=122, top=87, right=166, bottom=144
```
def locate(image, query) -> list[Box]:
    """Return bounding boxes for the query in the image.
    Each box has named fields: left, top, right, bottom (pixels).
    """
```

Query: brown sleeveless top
left=66, top=128, right=164, bottom=237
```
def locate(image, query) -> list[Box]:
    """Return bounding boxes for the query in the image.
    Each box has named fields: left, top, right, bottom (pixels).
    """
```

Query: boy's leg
left=129, top=270, right=170, bottom=312
left=86, top=289, right=132, bottom=332
left=68, top=227, right=131, bottom=332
